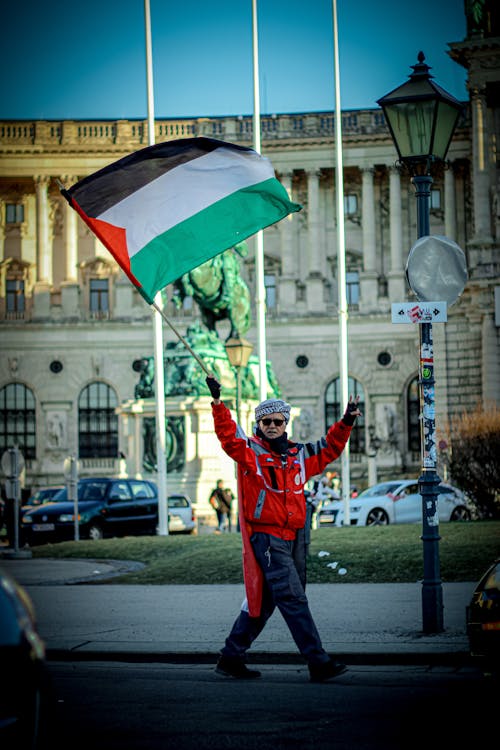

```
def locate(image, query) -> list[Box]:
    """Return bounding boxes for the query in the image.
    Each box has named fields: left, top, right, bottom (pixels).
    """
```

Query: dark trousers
left=221, top=529, right=329, bottom=666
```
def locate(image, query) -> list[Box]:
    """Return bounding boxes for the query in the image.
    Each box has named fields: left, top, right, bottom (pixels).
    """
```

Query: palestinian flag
left=62, top=137, right=301, bottom=304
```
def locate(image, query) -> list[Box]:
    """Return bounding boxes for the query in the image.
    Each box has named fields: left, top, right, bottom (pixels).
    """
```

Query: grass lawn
left=29, top=520, right=500, bottom=585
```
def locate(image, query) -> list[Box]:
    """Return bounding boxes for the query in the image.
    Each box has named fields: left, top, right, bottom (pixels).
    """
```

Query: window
left=89, top=279, right=109, bottom=316
left=344, top=194, right=358, bottom=216
left=325, top=376, right=365, bottom=453
left=0, top=383, right=36, bottom=460
left=78, top=382, right=118, bottom=458
left=130, top=480, right=155, bottom=500
left=6, top=204, right=24, bottom=224
left=407, top=376, right=420, bottom=453
left=6, top=279, right=25, bottom=314
left=346, top=271, right=359, bottom=305
left=108, top=481, right=132, bottom=500
left=431, top=189, right=441, bottom=210
left=264, top=273, right=276, bottom=309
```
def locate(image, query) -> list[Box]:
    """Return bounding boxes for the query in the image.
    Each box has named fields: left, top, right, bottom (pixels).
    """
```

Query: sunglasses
left=260, top=418, right=285, bottom=427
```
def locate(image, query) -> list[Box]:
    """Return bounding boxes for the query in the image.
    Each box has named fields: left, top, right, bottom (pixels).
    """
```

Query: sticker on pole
left=391, top=302, right=447, bottom=324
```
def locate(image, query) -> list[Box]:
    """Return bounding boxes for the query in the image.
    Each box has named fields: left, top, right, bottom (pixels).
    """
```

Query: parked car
left=317, top=479, right=472, bottom=526
left=23, top=486, right=64, bottom=507
left=20, top=478, right=197, bottom=545
left=21, top=477, right=159, bottom=544
left=466, top=557, right=500, bottom=676
left=164, top=493, right=197, bottom=535
left=0, top=569, right=53, bottom=748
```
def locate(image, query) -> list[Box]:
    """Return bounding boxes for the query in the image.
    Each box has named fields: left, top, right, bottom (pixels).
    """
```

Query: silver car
left=317, top=479, right=472, bottom=526
left=167, top=494, right=197, bottom=534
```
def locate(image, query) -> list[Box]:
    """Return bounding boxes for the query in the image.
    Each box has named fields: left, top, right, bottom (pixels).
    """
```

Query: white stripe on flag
left=99, top=147, right=275, bottom=259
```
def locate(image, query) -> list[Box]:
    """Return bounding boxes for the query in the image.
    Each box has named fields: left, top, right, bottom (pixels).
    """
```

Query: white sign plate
left=391, top=301, right=447, bottom=324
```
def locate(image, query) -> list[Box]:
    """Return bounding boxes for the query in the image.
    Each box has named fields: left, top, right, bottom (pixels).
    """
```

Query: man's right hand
left=206, top=376, right=221, bottom=400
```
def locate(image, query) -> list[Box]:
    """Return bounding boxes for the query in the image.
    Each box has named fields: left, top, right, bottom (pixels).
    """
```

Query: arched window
left=407, top=376, right=420, bottom=453
left=78, top=382, right=118, bottom=458
left=325, top=377, right=365, bottom=454
left=0, top=383, right=36, bottom=459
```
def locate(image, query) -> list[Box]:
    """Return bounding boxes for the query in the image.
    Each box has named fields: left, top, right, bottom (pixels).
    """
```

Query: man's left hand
left=343, top=395, right=362, bottom=425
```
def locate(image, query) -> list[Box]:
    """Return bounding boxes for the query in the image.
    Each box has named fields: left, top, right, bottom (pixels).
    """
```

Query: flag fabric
left=63, top=137, right=301, bottom=304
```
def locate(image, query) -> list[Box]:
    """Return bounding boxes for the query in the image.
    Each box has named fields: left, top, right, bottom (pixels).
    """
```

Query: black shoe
left=309, top=659, right=347, bottom=683
left=215, top=655, right=261, bottom=679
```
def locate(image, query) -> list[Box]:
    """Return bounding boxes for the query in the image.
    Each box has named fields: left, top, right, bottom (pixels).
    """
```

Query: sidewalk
left=0, top=556, right=474, bottom=665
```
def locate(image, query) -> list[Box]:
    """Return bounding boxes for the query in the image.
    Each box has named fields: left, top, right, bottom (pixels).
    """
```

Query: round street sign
left=1, top=447, right=25, bottom=478
left=406, top=235, right=467, bottom=306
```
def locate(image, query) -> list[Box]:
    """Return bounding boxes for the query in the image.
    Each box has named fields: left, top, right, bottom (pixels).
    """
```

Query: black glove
left=342, top=400, right=359, bottom=426
left=206, top=376, right=221, bottom=400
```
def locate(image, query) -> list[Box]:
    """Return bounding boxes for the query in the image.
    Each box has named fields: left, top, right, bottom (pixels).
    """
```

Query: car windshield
left=358, top=482, right=403, bottom=498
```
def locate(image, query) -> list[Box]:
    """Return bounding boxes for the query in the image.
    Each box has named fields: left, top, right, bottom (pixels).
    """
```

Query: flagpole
left=252, top=0, right=268, bottom=401
left=332, top=0, right=351, bottom=523
left=150, top=302, right=211, bottom=376
left=144, top=0, right=169, bottom=536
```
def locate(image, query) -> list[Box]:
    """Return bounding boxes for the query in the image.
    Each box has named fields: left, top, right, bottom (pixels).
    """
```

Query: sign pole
left=1, top=446, right=31, bottom=559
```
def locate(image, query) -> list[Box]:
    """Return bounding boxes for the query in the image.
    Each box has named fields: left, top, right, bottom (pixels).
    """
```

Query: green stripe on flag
left=130, top=178, right=300, bottom=300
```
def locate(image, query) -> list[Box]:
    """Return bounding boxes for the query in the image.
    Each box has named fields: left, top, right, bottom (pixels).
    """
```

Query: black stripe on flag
left=67, top=137, right=254, bottom=217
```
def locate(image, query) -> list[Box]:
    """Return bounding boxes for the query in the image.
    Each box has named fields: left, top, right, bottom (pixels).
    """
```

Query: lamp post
left=225, top=336, right=253, bottom=425
left=377, top=52, right=462, bottom=634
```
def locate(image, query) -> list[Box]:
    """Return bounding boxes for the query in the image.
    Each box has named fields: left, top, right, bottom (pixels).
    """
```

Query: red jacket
left=212, top=401, right=353, bottom=615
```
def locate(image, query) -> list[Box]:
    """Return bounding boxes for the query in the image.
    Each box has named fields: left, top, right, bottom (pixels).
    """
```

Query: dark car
left=0, top=568, right=53, bottom=748
left=20, top=477, right=159, bottom=545
left=466, top=558, right=500, bottom=676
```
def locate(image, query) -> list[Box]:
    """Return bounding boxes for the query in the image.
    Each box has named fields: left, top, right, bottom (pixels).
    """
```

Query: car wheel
left=450, top=506, right=471, bottom=522
left=366, top=508, right=389, bottom=526
left=87, top=523, right=104, bottom=541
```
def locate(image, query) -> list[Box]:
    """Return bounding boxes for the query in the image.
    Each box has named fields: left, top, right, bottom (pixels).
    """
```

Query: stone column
left=470, top=87, right=493, bottom=243
left=360, top=167, right=378, bottom=308
left=444, top=164, right=457, bottom=241
left=278, top=170, right=297, bottom=310
left=32, top=176, right=52, bottom=318
left=482, top=314, right=500, bottom=405
left=62, top=176, right=78, bottom=281
left=305, top=169, right=324, bottom=312
left=306, top=169, right=321, bottom=275
left=388, top=166, right=405, bottom=300
left=60, top=175, right=80, bottom=317
left=34, top=175, right=52, bottom=284
left=0, top=198, right=5, bottom=262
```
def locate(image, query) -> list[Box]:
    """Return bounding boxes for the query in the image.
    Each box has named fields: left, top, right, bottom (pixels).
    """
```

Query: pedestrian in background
left=209, top=479, right=233, bottom=533
left=206, top=375, right=361, bottom=682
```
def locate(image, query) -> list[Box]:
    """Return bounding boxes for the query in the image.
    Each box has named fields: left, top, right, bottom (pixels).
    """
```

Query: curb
left=45, top=648, right=474, bottom=667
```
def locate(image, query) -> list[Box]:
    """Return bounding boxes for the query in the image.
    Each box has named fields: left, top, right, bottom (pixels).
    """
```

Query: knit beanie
left=255, top=398, right=291, bottom=424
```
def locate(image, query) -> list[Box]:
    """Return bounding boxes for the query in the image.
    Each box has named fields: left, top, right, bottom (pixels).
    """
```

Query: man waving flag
left=61, top=137, right=301, bottom=304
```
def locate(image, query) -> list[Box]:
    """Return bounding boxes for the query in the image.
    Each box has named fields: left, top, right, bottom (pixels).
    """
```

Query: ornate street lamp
left=377, top=53, right=463, bottom=634
left=377, top=51, right=462, bottom=175
left=225, top=336, right=253, bottom=425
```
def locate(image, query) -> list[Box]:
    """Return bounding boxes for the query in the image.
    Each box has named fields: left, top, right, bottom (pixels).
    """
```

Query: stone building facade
left=0, top=19, right=498, bottom=503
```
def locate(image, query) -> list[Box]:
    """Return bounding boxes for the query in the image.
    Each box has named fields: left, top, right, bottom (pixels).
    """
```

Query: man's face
left=259, top=412, right=287, bottom=439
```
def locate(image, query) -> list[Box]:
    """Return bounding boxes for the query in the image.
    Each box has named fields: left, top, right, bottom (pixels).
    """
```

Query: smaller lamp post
left=377, top=52, right=462, bottom=634
left=225, top=336, right=253, bottom=425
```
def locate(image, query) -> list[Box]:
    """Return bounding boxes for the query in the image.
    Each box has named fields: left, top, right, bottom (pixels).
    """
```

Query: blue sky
left=2, top=0, right=467, bottom=119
